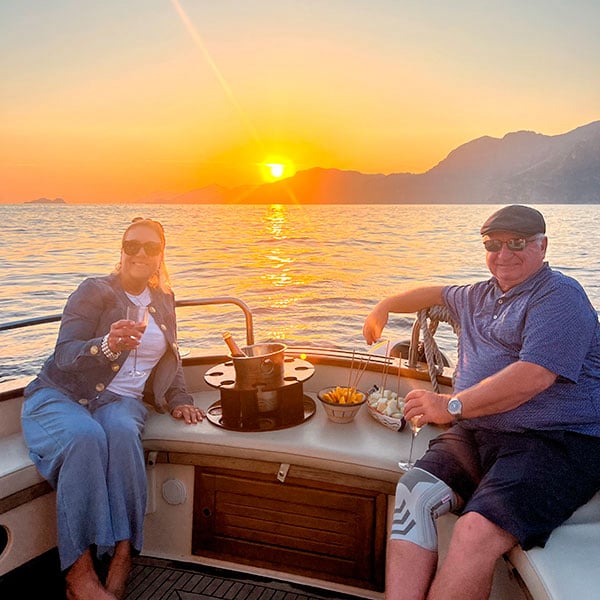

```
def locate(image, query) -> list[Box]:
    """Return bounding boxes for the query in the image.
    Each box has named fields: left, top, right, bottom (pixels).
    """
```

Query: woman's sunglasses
left=483, top=237, right=536, bottom=252
left=122, top=240, right=163, bottom=256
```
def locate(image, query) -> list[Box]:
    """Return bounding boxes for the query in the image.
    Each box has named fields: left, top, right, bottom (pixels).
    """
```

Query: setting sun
left=267, top=163, right=284, bottom=178
left=260, top=157, right=296, bottom=182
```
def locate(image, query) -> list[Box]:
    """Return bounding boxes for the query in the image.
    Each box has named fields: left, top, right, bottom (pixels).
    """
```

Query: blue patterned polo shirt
left=443, top=263, right=600, bottom=435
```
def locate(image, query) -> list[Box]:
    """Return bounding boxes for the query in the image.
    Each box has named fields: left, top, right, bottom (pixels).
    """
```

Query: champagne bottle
left=222, top=331, right=246, bottom=357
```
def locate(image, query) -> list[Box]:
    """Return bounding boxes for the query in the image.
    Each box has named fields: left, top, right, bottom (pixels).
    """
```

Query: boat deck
left=0, top=550, right=363, bottom=600
left=126, top=556, right=363, bottom=600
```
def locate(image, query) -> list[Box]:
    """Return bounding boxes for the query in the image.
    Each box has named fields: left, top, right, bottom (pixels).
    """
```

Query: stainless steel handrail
left=0, top=296, right=255, bottom=345
left=408, top=318, right=421, bottom=368
left=0, top=314, right=62, bottom=332
left=176, top=297, right=254, bottom=345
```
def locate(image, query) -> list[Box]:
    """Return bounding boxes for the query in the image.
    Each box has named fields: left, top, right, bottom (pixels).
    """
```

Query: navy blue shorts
left=415, top=423, right=600, bottom=549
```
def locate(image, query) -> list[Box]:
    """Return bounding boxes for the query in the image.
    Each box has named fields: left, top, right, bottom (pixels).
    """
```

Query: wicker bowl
left=366, top=402, right=406, bottom=431
left=317, top=387, right=366, bottom=424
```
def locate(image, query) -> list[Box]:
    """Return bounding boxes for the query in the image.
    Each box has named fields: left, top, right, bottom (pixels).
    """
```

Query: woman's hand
left=106, top=319, right=143, bottom=353
left=171, top=404, right=205, bottom=424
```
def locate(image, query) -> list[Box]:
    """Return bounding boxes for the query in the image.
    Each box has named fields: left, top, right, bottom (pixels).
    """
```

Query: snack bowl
left=366, top=402, right=406, bottom=431
left=317, top=387, right=366, bottom=424
left=366, top=386, right=406, bottom=431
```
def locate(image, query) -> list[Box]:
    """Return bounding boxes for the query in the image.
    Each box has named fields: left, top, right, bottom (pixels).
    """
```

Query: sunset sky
left=1, top=0, right=599, bottom=204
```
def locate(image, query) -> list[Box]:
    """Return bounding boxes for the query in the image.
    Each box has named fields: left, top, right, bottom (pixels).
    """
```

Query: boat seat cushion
left=508, top=490, right=600, bottom=600
left=0, top=433, right=45, bottom=501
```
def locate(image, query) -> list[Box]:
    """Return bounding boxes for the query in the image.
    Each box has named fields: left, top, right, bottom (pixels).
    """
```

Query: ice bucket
left=231, top=342, right=287, bottom=390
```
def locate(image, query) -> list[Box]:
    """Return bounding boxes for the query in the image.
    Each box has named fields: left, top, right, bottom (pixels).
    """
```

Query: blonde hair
left=115, top=217, right=172, bottom=292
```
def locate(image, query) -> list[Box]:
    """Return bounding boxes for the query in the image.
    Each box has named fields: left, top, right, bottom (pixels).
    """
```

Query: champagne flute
left=398, top=416, right=423, bottom=471
left=126, top=305, right=149, bottom=377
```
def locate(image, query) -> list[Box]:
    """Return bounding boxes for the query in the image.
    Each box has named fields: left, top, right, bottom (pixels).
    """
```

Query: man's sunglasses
left=122, top=240, right=163, bottom=256
left=483, top=238, right=535, bottom=252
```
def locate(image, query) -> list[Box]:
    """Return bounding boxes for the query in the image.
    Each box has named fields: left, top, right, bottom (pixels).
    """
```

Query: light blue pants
left=21, top=387, right=148, bottom=571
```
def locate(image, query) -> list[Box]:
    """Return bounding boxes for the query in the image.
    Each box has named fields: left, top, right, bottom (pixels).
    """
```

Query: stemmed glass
left=398, top=417, right=423, bottom=471
left=126, top=305, right=149, bottom=377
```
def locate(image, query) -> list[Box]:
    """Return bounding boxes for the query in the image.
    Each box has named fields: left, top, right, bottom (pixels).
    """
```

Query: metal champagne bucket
left=230, top=343, right=286, bottom=390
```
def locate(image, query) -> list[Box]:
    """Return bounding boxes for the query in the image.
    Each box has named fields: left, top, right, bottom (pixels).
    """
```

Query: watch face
left=448, top=398, right=462, bottom=416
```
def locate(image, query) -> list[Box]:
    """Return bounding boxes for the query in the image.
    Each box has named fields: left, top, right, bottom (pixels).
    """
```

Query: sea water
left=1, top=203, right=599, bottom=383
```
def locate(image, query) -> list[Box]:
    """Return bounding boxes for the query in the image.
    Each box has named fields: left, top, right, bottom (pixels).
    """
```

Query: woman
left=21, top=218, right=203, bottom=600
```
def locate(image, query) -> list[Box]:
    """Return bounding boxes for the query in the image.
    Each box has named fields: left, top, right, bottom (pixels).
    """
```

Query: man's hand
left=363, top=305, right=389, bottom=345
left=403, top=389, right=454, bottom=427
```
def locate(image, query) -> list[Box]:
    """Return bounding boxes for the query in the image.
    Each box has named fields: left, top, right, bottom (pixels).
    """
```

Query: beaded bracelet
left=101, top=334, right=121, bottom=361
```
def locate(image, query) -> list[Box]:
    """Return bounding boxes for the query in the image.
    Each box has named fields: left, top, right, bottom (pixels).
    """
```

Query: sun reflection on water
left=263, top=204, right=288, bottom=239
left=259, top=205, right=300, bottom=299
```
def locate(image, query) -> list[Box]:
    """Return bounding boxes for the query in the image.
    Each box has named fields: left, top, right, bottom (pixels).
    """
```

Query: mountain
left=158, top=120, right=600, bottom=204
left=424, top=121, right=600, bottom=204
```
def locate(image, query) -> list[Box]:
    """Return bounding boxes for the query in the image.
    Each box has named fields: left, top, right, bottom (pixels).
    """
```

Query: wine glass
left=398, top=416, right=423, bottom=471
left=126, top=305, right=149, bottom=377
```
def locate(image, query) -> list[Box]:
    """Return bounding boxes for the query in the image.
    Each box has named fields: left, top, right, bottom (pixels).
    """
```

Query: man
left=363, top=205, right=600, bottom=600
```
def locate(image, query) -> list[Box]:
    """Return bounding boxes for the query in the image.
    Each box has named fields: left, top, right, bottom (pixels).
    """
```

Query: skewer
left=346, top=338, right=397, bottom=398
left=347, top=350, right=356, bottom=393
left=396, top=353, right=402, bottom=399
left=380, top=340, right=391, bottom=391
left=351, top=353, right=370, bottom=390
left=346, top=349, right=356, bottom=400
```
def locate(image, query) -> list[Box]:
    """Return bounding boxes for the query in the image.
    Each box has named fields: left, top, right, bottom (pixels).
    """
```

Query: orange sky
left=1, top=1, right=599, bottom=203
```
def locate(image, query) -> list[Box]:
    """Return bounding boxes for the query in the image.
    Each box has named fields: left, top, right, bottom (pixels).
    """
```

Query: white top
left=107, top=289, right=168, bottom=399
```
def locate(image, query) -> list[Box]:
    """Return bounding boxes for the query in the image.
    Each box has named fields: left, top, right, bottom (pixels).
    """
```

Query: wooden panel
left=192, top=466, right=386, bottom=591
left=153, top=451, right=397, bottom=494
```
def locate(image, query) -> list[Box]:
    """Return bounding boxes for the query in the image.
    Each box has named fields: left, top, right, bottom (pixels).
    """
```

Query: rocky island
left=25, top=197, right=67, bottom=204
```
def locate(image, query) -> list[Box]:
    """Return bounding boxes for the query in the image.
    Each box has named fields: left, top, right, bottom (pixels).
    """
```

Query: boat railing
left=174, top=297, right=254, bottom=345
left=408, top=319, right=422, bottom=369
left=0, top=296, right=255, bottom=345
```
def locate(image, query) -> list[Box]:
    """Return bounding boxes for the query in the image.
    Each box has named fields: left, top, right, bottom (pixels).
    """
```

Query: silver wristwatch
left=447, top=396, right=463, bottom=419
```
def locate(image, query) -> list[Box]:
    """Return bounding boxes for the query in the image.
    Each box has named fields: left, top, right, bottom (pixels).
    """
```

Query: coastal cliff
left=169, top=120, right=600, bottom=204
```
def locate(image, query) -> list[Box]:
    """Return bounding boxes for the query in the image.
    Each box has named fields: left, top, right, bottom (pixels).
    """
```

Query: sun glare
left=260, top=157, right=296, bottom=182
left=267, top=163, right=284, bottom=178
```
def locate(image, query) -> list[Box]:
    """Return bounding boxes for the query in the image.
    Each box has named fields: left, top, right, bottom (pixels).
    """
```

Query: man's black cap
left=480, top=205, right=546, bottom=237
